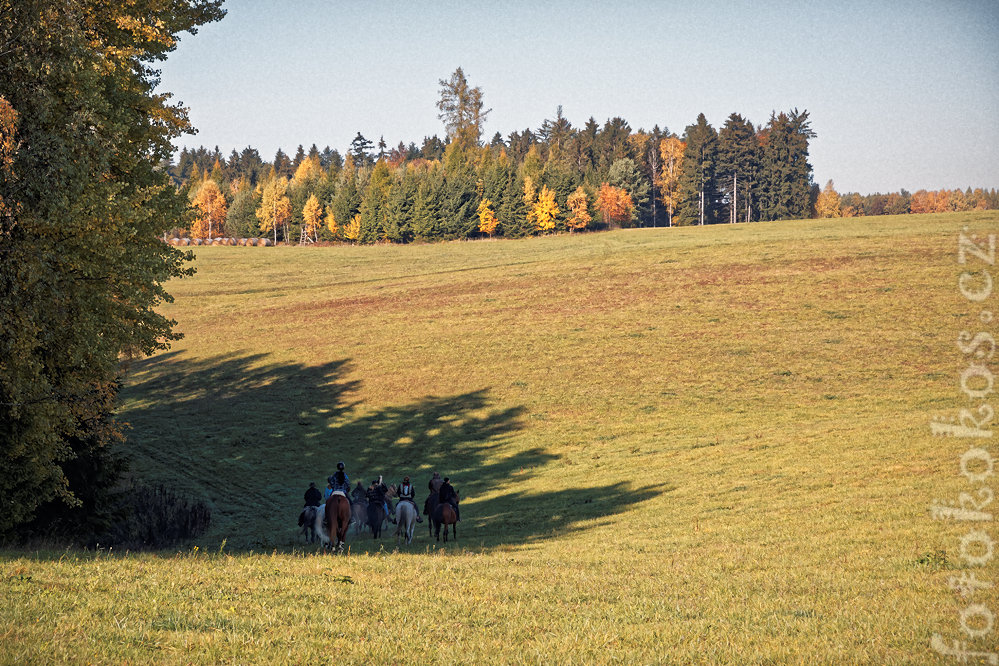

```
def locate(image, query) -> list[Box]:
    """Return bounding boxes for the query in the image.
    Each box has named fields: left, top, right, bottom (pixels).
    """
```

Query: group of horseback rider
left=303, top=462, right=459, bottom=525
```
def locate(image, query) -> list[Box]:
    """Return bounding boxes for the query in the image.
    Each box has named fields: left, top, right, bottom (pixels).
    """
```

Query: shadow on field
left=461, top=483, right=663, bottom=547
left=118, top=350, right=660, bottom=552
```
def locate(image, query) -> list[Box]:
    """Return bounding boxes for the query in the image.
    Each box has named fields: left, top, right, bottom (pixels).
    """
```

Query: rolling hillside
left=4, top=211, right=996, bottom=663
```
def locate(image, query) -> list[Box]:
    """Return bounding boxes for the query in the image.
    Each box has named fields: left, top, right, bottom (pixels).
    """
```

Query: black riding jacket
left=438, top=482, right=456, bottom=504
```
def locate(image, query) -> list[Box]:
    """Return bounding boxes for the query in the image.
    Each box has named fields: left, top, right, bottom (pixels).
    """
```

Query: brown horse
left=351, top=500, right=368, bottom=535
left=423, top=494, right=439, bottom=537
left=432, top=496, right=458, bottom=543
left=367, top=501, right=386, bottom=539
left=324, top=494, right=351, bottom=553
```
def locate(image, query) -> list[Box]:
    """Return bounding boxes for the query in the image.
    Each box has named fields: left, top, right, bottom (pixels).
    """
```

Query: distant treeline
left=815, top=181, right=998, bottom=218
left=168, top=68, right=997, bottom=245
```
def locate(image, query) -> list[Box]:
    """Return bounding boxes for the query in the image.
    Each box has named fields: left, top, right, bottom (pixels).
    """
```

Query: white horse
left=394, top=500, right=418, bottom=546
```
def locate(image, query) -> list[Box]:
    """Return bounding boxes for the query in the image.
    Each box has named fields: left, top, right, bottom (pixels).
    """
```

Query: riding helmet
left=337, top=461, right=345, bottom=470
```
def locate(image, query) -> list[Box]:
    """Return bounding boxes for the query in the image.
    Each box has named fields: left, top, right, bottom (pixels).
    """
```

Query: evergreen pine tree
left=677, top=113, right=719, bottom=226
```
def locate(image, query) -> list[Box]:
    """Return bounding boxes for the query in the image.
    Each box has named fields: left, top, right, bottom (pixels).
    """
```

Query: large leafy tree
left=0, top=0, right=225, bottom=535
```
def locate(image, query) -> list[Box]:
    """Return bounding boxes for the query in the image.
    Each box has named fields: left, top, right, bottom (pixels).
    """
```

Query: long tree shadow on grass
left=118, top=350, right=661, bottom=551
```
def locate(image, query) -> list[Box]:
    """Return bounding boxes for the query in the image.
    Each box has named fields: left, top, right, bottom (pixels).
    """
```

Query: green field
left=3, top=212, right=998, bottom=663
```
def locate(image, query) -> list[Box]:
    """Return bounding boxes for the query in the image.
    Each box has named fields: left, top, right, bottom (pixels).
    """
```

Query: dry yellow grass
left=3, top=211, right=998, bottom=663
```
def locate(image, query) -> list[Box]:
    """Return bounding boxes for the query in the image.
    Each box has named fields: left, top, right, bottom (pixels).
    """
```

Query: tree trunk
left=732, top=173, right=738, bottom=224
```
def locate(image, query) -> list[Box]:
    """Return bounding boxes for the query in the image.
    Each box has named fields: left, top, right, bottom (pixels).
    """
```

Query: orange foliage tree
left=191, top=179, right=227, bottom=239
left=595, top=183, right=633, bottom=227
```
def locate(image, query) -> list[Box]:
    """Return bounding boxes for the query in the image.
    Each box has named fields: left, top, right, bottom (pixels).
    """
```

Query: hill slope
left=5, top=211, right=996, bottom=663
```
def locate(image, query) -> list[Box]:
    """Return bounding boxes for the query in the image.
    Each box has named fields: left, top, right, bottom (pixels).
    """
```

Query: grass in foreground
left=3, top=211, right=998, bottom=663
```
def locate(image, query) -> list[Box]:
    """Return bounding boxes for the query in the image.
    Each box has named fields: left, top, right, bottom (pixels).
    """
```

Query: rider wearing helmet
left=396, top=476, right=423, bottom=523
left=328, top=461, right=350, bottom=497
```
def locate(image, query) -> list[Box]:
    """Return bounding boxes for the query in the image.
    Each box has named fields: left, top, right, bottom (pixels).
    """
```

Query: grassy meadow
left=3, top=211, right=998, bottom=663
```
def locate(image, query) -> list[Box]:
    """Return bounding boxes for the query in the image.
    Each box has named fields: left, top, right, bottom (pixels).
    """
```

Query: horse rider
left=428, top=471, right=444, bottom=495
left=327, top=461, right=350, bottom=498
left=365, top=476, right=395, bottom=523
left=396, top=476, right=423, bottom=523
left=299, top=481, right=322, bottom=528
left=351, top=481, right=366, bottom=504
left=438, top=476, right=460, bottom=522
left=304, top=482, right=321, bottom=507
left=366, top=477, right=395, bottom=524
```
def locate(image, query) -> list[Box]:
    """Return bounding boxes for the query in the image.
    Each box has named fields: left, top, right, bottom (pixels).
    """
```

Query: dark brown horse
left=367, top=501, right=386, bottom=539
left=432, top=495, right=458, bottom=543
left=324, top=494, right=351, bottom=554
left=351, top=499, right=368, bottom=535
left=423, top=494, right=439, bottom=537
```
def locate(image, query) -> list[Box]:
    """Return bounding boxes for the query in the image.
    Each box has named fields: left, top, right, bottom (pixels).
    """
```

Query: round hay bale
left=259, top=238, right=271, bottom=247
left=192, top=238, right=203, bottom=246
left=179, top=238, right=191, bottom=246
left=169, top=237, right=181, bottom=246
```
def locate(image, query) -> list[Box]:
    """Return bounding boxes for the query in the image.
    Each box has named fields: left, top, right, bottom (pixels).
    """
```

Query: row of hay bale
left=168, top=238, right=273, bottom=247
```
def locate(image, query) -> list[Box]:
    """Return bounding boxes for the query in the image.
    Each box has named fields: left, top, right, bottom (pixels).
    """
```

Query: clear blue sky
left=159, top=0, right=999, bottom=194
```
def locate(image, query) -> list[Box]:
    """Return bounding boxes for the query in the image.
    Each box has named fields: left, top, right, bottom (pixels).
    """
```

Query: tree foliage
left=530, top=185, right=560, bottom=232
left=191, top=179, right=227, bottom=239
left=256, top=177, right=291, bottom=244
left=437, top=67, right=490, bottom=149
left=0, top=0, right=225, bottom=536
left=565, top=186, right=592, bottom=232
left=815, top=180, right=842, bottom=218
left=595, top=183, right=633, bottom=227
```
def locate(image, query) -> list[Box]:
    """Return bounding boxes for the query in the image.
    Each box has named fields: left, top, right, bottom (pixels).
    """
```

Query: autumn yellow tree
left=814, top=180, right=841, bottom=218
left=565, top=186, right=591, bottom=232
left=292, top=155, right=322, bottom=188
left=256, top=176, right=291, bottom=244
left=595, top=183, right=633, bottom=227
left=191, top=178, right=227, bottom=240
left=657, top=136, right=685, bottom=227
left=301, top=193, right=322, bottom=243
left=477, top=198, right=499, bottom=236
left=530, top=185, right=559, bottom=232
left=343, top=213, right=362, bottom=242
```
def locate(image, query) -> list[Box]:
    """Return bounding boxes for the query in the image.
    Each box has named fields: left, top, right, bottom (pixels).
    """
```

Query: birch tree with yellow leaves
left=657, top=136, right=685, bottom=227
left=256, top=177, right=291, bottom=244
